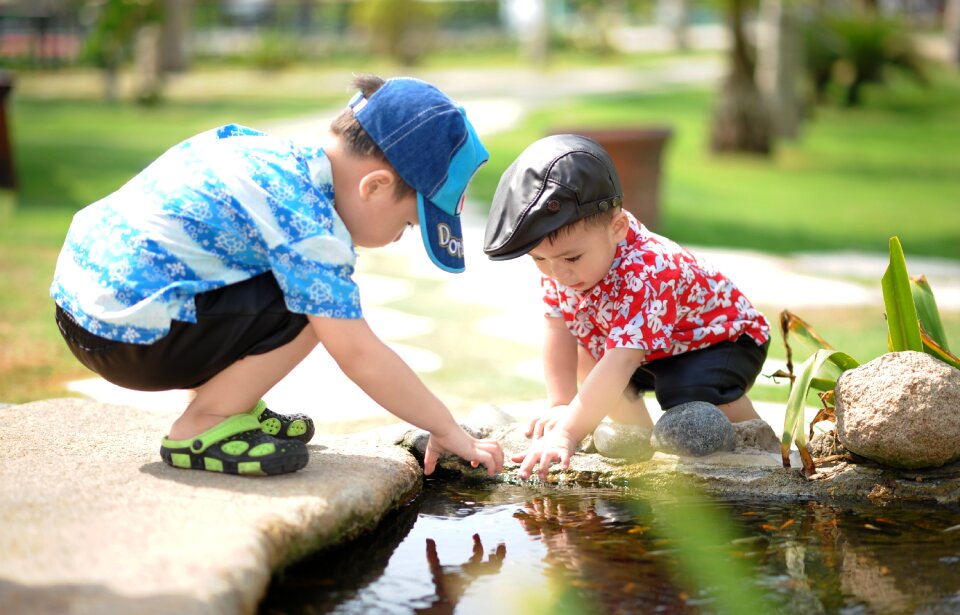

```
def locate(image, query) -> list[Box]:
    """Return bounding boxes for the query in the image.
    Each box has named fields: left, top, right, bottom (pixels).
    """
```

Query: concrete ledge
left=0, top=399, right=422, bottom=615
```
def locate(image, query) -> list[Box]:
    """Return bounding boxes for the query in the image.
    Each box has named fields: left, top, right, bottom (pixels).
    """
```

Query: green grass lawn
left=2, top=65, right=958, bottom=405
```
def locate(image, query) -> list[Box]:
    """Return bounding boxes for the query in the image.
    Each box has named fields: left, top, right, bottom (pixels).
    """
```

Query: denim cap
left=349, top=77, right=489, bottom=273
left=484, top=134, right=622, bottom=261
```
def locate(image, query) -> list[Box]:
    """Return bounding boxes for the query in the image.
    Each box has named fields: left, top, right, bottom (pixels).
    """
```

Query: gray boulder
left=835, top=351, right=960, bottom=469
left=651, top=401, right=736, bottom=456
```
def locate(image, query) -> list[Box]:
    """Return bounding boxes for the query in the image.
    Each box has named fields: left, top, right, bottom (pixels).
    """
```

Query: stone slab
left=0, top=399, right=422, bottom=615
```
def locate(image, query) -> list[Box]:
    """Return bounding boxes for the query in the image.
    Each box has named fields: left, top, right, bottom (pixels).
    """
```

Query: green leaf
left=921, top=329, right=960, bottom=370
left=911, top=275, right=950, bottom=352
left=781, top=349, right=860, bottom=474
left=881, top=237, right=922, bottom=352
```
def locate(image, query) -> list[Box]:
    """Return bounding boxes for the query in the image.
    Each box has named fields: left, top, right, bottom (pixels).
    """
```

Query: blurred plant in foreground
left=778, top=237, right=959, bottom=477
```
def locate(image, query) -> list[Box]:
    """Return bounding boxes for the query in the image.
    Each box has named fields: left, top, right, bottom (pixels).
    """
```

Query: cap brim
left=418, top=193, right=465, bottom=273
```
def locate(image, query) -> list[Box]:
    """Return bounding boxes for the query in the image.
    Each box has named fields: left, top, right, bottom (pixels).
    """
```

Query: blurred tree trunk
left=658, top=0, right=690, bottom=50
left=756, top=0, right=802, bottom=139
left=710, top=0, right=774, bottom=155
left=134, top=23, right=163, bottom=104
left=947, top=0, right=960, bottom=66
left=528, top=0, right=550, bottom=66
left=159, top=0, right=191, bottom=73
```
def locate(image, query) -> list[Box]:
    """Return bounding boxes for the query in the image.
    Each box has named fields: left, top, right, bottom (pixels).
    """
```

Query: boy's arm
left=308, top=315, right=504, bottom=476
left=513, top=346, right=646, bottom=479
left=527, top=316, right=578, bottom=438
left=543, top=315, right=578, bottom=407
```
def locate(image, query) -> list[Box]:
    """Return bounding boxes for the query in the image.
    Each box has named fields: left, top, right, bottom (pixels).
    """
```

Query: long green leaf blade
left=911, top=275, right=950, bottom=352
left=881, top=237, right=922, bottom=352
left=781, top=349, right=860, bottom=474
left=921, top=328, right=960, bottom=370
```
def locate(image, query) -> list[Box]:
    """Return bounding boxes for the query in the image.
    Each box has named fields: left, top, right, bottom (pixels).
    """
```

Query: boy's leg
left=718, top=395, right=761, bottom=423
left=168, top=325, right=318, bottom=440
left=643, top=336, right=769, bottom=423
left=578, top=346, right=654, bottom=429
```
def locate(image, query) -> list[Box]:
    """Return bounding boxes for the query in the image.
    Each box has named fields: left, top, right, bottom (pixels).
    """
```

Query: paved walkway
left=66, top=65, right=960, bottom=436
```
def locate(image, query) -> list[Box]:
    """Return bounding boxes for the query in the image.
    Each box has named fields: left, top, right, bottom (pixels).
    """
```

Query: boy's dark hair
left=330, top=74, right=416, bottom=200
left=543, top=206, right=620, bottom=246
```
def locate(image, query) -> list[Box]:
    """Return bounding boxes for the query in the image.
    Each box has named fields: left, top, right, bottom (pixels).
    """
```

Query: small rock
left=651, top=401, right=736, bottom=457
left=733, top=419, right=780, bottom=453
left=592, top=422, right=654, bottom=460
left=808, top=429, right=849, bottom=459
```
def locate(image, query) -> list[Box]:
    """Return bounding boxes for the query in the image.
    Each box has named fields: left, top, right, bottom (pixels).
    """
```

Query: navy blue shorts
left=629, top=335, right=769, bottom=409
left=55, top=273, right=309, bottom=391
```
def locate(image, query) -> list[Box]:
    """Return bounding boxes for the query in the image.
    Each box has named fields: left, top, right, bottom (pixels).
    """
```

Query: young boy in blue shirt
left=484, top=134, right=770, bottom=479
left=51, top=75, right=504, bottom=477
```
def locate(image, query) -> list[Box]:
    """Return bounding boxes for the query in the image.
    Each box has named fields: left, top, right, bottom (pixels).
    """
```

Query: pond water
left=260, top=480, right=960, bottom=615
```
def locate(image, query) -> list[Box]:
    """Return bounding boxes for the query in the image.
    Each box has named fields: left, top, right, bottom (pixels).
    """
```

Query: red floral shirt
left=542, top=213, right=770, bottom=363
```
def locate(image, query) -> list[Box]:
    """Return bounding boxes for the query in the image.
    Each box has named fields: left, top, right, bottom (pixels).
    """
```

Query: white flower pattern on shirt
left=542, top=213, right=769, bottom=363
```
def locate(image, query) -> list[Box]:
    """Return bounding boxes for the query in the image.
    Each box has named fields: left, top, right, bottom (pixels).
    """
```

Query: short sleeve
left=269, top=243, right=361, bottom=318
left=541, top=275, right=562, bottom=318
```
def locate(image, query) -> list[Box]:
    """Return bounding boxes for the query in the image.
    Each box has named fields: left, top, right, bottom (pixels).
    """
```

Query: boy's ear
left=610, top=209, right=630, bottom=241
left=358, top=169, right=396, bottom=200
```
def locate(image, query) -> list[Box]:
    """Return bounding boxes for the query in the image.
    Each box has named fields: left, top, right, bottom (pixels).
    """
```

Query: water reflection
left=417, top=534, right=506, bottom=614
left=261, top=481, right=960, bottom=615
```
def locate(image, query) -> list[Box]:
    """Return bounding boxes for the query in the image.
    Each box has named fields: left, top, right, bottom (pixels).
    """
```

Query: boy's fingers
left=423, top=446, right=437, bottom=476
left=525, top=416, right=538, bottom=438
left=510, top=451, right=527, bottom=463
left=519, top=451, right=540, bottom=479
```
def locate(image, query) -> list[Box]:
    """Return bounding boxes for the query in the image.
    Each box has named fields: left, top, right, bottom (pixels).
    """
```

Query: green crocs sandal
left=249, top=400, right=315, bottom=444
left=160, top=414, right=308, bottom=476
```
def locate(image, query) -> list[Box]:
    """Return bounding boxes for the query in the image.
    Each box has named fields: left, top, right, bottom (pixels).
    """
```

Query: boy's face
left=363, top=191, right=420, bottom=248
left=528, top=212, right=628, bottom=292
left=339, top=167, right=420, bottom=249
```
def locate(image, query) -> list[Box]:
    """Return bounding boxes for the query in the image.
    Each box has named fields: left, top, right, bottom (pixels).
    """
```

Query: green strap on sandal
left=160, top=414, right=308, bottom=476
left=248, top=400, right=315, bottom=444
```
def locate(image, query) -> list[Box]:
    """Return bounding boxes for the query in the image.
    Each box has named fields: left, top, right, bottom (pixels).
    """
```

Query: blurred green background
left=1, top=0, right=958, bottom=408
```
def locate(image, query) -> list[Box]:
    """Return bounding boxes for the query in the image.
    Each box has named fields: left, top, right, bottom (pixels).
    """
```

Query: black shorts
left=55, top=273, right=309, bottom=391
left=629, top=335, right=769, bottom=409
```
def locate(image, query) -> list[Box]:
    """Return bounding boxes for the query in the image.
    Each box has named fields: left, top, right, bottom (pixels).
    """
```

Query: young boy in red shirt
left=483, top=134, right=770, bottom=479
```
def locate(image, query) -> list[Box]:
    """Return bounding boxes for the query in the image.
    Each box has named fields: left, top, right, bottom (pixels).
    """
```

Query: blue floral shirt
left=50, top=124, right=361, bottom=344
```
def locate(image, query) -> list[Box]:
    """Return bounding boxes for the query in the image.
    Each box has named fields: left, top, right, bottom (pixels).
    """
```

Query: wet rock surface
left=651, top=401, right=736, bottom=456
left=836, top=351, right=960, bottom=469
left=400, top=406, right=960, bottom=509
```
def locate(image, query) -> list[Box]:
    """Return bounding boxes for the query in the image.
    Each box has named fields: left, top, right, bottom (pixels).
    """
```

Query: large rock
left=0, top=399, right=421, bottom=615
left=835, top=351, right=960, bottom=469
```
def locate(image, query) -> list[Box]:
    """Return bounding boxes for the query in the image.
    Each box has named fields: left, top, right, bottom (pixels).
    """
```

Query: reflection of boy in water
left=514, top=494, right=691, bottom=613
left=418, top=534, right=507, bottom=615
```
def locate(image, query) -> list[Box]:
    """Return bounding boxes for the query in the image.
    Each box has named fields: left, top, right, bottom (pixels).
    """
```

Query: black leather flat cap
left=483, top=134, right=623, bottom=261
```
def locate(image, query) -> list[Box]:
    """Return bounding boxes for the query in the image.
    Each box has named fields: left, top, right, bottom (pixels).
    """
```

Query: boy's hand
left=424, top=428, right=505, bottom=477
left=525, top=405, right=569, bottom=440
left=510, top=428, right=579, bottom=480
